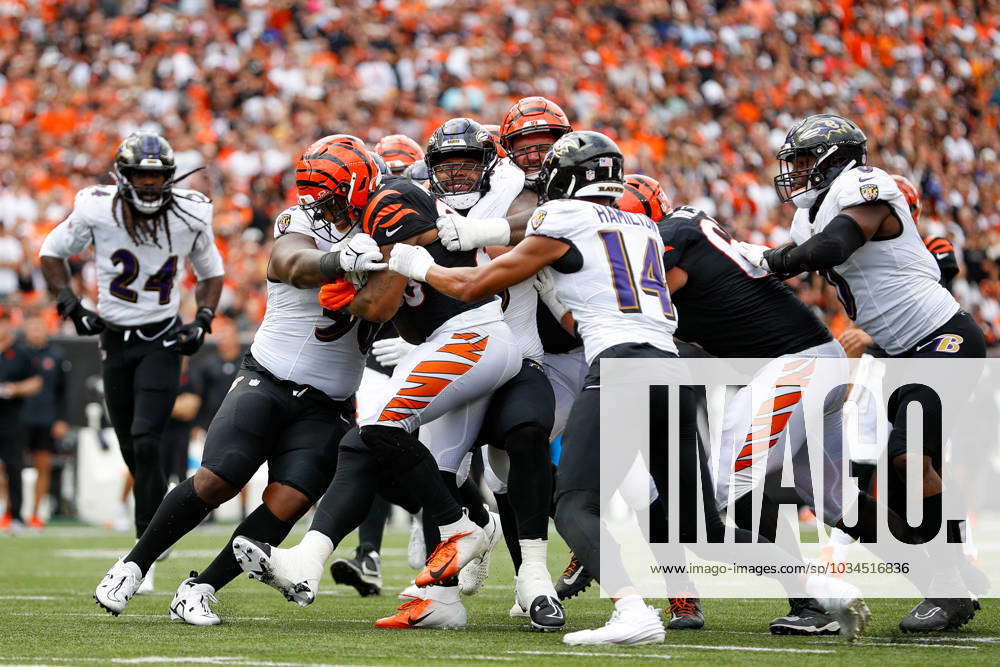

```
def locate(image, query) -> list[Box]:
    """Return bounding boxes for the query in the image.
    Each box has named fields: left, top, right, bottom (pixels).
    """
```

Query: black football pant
left=100, top=319, right=181, bottom=539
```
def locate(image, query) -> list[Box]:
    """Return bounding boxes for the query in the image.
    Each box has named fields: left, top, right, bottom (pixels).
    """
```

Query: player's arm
left=39, top=207, right=105, bottom=335
left=666, top=267, right=688, bottom=293
left=268, top=232, right=385, bottom=289
left=436, top=207, right=536, bottom=251
left=390, top=235, right=570, bottom=302
left=0, top=373, right=42, bottom=399
left=347, top=237, right=427, bottom=323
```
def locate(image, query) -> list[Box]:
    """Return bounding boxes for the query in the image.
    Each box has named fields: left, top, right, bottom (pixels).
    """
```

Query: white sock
left=519, top=538, right=548, bottom=566
left=298, top=530, right=335, bottom=565
left=424, top=584, right=460, bottom=603
left=615, top=594, right=646, bottom=614
left=439, top=513, right=476, bottom=540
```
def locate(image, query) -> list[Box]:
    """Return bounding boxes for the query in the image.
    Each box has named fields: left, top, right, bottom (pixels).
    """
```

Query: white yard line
left=0, top=658, right=370, bottom=667
left=508, top=651, right=671, bottom=660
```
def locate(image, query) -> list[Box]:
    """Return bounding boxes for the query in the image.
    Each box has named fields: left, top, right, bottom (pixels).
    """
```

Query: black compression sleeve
left=765, top=214, right=867, bottom=274
left=319, top=251, right=343, bottom=279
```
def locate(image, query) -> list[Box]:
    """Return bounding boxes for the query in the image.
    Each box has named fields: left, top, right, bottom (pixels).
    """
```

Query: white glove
left=533, top=267, right=568, bottom=320
left=371, top=337, right=416, bottom=368
left=735, top=241, right=772, bottom=272
left=340, top=233, right=387, bottom=273
left=436, top=213, right=510, bottom=251
left=388, top=243, right=436, bottom=281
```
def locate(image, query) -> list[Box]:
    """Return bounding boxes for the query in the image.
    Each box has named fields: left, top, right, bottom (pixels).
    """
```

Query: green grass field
left=1, top=521, right=997, bottom=666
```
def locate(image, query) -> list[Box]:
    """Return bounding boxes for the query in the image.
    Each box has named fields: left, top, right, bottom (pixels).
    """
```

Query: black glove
left=172, top=307, right=214, bottom=355
left=55, top=288, right=105, bottom=336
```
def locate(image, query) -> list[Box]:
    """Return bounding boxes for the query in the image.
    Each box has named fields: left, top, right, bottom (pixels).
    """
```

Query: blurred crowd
left=0, top=0, right=998, bottom=343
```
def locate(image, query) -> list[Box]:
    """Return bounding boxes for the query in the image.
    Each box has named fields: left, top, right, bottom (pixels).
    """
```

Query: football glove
left=371, top=337, right=416, bottom=368
left=339, top=233, right=387, bottom=273
left=318, top=279, right=358, bottom=311
left=435, top=214, right=510, bottom=252
left=171, top=307, right=214, bottom=355
left=388, top=244, right=435, bottom=281
left=55, top=288, right=105, bottom=336
left=533, top=267, right=568, bottom=320
left=735, top=241, right=775, bottom=272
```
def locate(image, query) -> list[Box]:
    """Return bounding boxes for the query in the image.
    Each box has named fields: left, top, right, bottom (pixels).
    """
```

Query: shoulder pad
left=273, top=206, right=314, bottom=239
left=832, top=166, right=900, bottom=209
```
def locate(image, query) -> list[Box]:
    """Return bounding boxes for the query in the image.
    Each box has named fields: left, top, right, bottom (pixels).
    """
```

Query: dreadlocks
left=113, top=192, right=207, bottom=251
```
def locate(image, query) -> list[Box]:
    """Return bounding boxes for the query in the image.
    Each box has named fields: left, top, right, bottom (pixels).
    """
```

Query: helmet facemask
left=299, top=174, right=363, bottom=244
left=114, top=163, right=175, bottom=215
left=428, top=152, right=495, bottom=211
left=774, top=143, right=863, bottom=209
left=505, top=128, right=566, bottom=180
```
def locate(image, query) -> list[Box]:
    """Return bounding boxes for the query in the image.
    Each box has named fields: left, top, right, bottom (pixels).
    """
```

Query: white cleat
left=398, top=581, right=421, bottom=600
left=806, top=575, right=871, bottom=642
left=232, top=536, right=322, bottom=607
left=563, top=603, right=665, bottom=646
left=407, top=513, right=426, bottom=570
left=458, top=511, right=501, bottom=595
left=509, top=597, right=529, bottom=618
left=94, top=559, right=144, bottom=616
left=136, top=561, right=155, bottom=595
left=375, top=585, right=468, bottom=629
left=170, top=572, right=220, bottom=626
left=516, top=561, right=565, bottom=631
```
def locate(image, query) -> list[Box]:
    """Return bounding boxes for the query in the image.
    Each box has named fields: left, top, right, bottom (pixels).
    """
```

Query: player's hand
left=735, top=241, right=773, bottom=272
left=170, top=307, right=214, bottom=355
left=435, top=214, right=510, bottom=251
left=533, top=267, right=568, bottom=320
left=838, top=327, right=873, bottom=358
left=318, top=279, right=358, bottom=311
left=388, top=244, right=435, bottom=281
left=55, top=288, right=105, bottom=336
left=371, top=337, right=416, bottom=368
left=340, top=233, right=387, bottom=273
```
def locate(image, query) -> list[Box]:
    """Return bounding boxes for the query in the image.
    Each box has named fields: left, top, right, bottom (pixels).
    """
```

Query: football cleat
left=458, top=511, right=501, bottom=595
left=398, top=581, right=421, bottom=600
left=330, top=547, right=382, bottom=597
left=375, top=587, right=467, bottom=630
left=233, top=536, right=321, bottom=607
left=136, top=561, right=155, bottom=595
left=555, top=553, right=594, bottom=600
left=899, top=597, right=977, bottom=633
left=769, top=598, right=839, bottom=636
left=415, top=517, right=496, bottom=587
left=666, top=597, right=705, bottom=630
left=169, top=572, right=220, bottom=626
left=407, top=513, right=426, bottom=570
left=806, top=575, right=871, bottom=642
left=510, top=596, right=529, bottom=618
left=94, top=559, right=144, bottom=616
left=516, top=561, right=564, bottom=631
left=563, top=603, right=665, bottom=646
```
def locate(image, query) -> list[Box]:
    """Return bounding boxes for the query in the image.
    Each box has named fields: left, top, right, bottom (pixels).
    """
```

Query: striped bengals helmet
left=892, top=174, right=921, bottom=224
left=374, top=134, right=425, bottom=175
left=296, top=135, right=381, bottom=240
left=482, top=124, right=507, bottom=158
left=500, top=96, right=571, bottom=176
left=617, top=174, right=673, bottom=222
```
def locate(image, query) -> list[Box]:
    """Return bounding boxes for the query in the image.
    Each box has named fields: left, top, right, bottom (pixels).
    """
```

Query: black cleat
left=528, top=594, right=566, bottom=632
left=899, top=597, right=976, bottom=633
left=555, top=554, right=594, bottom=600
left=330, top=547, right=382, bottom=597
left=770, top=598, right=840, bottom=636
left=666, top=597, right=705, bottom=630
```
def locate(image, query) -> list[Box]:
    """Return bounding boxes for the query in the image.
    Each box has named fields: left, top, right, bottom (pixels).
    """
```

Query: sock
left=494, top=493, right=522, bottom=572
left=299, top=530, right=335, bottom=566
left=519, top=538, right=548, bottom=566
left=503, top=425, right=552, bottom=540
left=195, top=503, right=296, bottom=591
left=439, top=513, right=477, bottom=540
left=357, top=494, right=391, bottom=554
left=459, top=478, right=489, bottom=527
left=615, top=594, right=646, bottom=613
left=412, top=456, right=463, bottom=526
left=309, top=446, right=378, bottom=547
left=125, top=477, right=215, bottom=575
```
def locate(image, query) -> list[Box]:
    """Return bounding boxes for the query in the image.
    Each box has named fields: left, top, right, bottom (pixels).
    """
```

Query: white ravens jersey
left=39, top=185, right=223, bottom=327
left=790, top=166, right=958, bottom=355
left=249, top=206, right=372, bottom=401
left=468, top=158, right=543, bottom=362
left=525, top=198, right=678, bottom=363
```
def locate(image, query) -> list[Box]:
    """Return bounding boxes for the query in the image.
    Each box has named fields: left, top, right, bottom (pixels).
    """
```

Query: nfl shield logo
left=586, top=169, right=596, bottom=180
left=860, top=184, right=879, bottom=202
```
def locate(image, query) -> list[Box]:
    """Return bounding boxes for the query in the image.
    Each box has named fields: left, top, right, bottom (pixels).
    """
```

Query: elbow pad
left=767, top=214, right=866, bottom=274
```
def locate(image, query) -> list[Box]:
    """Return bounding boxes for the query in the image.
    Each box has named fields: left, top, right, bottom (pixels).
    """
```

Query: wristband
left=319, top=251, right=343, bottom=279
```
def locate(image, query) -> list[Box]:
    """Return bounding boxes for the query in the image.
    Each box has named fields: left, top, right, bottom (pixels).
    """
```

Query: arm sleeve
left=189, top=210, right=225, bottom=280
left=766, top=214, right=867, bottom=274
left=39, top=202, right=93, bottom=260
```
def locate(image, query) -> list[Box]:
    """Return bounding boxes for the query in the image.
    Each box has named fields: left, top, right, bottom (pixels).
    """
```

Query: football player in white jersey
left=424, top=117, right=563, bottom=629
left=738, top=113, right=987, bottom=632
left=40, top=132, right=224, bottom=592
left=391, top=131, right=872, bottom=645
left=91, top=135, right=387, bottom=622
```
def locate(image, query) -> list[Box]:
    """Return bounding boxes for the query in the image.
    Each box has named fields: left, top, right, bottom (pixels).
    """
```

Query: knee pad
left=503, top=424, right=549, bottom=458
left=359, top=424, right=430, bottom=474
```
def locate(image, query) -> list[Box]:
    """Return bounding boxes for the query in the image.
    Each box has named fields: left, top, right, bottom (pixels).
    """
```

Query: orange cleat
left=415, top=533, right=472, bottom=587
left=0, top=513, right=11, bottom=531
left=27, top=516, right=45, bottom=530
left=374, top=590, right=467, bottom=629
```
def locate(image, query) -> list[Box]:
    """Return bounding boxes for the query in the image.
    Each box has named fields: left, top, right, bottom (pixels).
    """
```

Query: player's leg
left=95, top=366, right=281, bottom=616
left=0, top=431, right=25, bottom=529
left=28, top=427, right=55, bottom=527
left=330, top=494, right=390, bottom=597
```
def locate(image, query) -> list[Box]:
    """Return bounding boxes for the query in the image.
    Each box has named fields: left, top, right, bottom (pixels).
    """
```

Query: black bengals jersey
left=659, top=206, right=831, bottom=358
left=362, top=177, right=494, bottom=342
